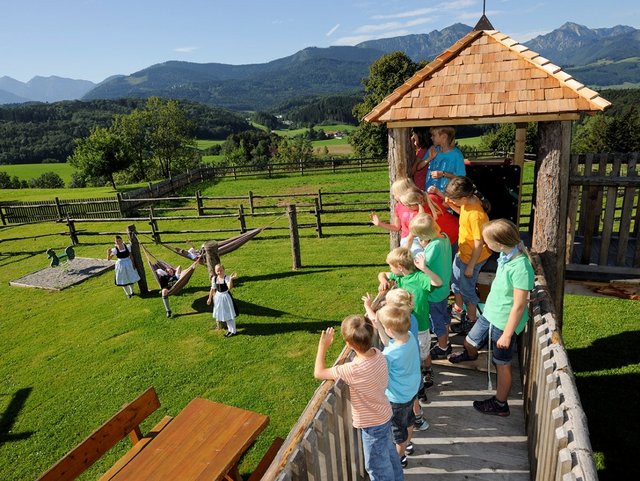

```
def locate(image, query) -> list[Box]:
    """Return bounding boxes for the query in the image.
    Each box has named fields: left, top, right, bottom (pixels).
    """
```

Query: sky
left=1, top=0, right=638, bottom=84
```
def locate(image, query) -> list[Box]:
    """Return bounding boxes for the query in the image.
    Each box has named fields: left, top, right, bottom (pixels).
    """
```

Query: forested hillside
left=0, top=100, right=250, bottom=164
left=273, top=92, right=362, bottom=126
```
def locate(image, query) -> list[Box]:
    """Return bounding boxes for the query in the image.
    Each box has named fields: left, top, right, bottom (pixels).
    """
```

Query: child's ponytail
left=474, top=188, right=491, bottom=214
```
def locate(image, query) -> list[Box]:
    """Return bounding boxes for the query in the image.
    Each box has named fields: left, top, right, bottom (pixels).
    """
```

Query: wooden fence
left=520, top=256, right=598, bottom=481
left=565, top=152, right=639, bottom=276
left=257, top=256, right=598, bottom=481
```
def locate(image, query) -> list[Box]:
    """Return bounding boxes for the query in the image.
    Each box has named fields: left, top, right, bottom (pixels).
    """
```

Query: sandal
left=448, top=349, right=477, bottom=364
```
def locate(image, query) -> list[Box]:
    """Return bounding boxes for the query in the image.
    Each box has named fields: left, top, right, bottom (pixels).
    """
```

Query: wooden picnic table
left=104, top=398, right=269, bottom=481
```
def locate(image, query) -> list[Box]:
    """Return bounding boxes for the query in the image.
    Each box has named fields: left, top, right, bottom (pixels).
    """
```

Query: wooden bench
left=36, top=387, right=173, bottom=481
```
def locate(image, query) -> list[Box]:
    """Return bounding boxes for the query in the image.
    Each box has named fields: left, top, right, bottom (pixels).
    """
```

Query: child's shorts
left=429, top=298, right=450, bottom=337
left=451, top=254, right=487, bottom=307
left=417, top=330, right=431, bottom=361
left=390, top=397, right=417, bottom=444
left=465, top=315, right=516, bottom=365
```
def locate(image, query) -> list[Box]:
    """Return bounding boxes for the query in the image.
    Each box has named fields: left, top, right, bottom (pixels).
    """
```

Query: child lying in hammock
left=157, top=266, right=182, bottom=318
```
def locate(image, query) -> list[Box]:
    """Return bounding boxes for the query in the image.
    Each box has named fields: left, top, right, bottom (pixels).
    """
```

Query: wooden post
left=248, top=191, right=255, bottom=214
left=0, top=206, right=6, bottom=225
left=149, top=213, right=160, bottom=244
left=148, top=182, right=153, bottom=195
left=287, top=204, right=302, bottom=270
left=387, top=127, right=413, bottom=249
left=67, top=218, right=79, bottom=245
left=317, top=189, right=323, bottom=211
left=204, top=241, right=221, bottom=280
left=196, top=190, right=204, bottom=216
left=314, top=197, right=323, bottom=238
left=238, top=205, right=247, bottom=233
left=127, top=224, right=148, bottom=294
left=514, top=122, right=527, bottom=227
left=54, top=197, right=64, bottom=219
left=531, top=121, right=571, bottom=328
left=299, top=159, right=304, bottom=176
left=233, top=166, right=237, bottom=180
left=116, top=192, right=125, bottom=217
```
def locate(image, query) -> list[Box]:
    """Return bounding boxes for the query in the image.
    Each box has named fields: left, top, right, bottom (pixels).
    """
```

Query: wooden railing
left=521, top=256, right=598, bottom=481
left=260, top=346, right=367, bottom=481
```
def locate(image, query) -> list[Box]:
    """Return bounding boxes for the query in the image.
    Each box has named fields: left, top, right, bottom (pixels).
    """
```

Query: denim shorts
left=451, top=253, right=487, bottom=307
left=361, top=419, right=404, bottom=481
left=390, top=397, right=417, bottom=444
left=429, top=298, right=450, bottom=337
left=466, top=315, right=516, bottom=365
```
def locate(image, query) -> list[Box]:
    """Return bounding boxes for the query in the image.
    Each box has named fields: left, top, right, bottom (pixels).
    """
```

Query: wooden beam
left=387, top=128, right=413, bottom=249
left=386, top=113, right=581, bottom=128
left=531, top=121, right=572, bottom=328
left=514, top=123, right=527, bottom=168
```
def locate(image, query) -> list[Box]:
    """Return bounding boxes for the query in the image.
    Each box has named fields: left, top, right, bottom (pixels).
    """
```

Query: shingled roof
left=363, top=29, right=611, bottom=126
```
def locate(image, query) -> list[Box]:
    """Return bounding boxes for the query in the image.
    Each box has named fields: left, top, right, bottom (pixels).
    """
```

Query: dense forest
left=272, top=92, right=362, bottom=126
left=0, top=99, right=250, bottom=164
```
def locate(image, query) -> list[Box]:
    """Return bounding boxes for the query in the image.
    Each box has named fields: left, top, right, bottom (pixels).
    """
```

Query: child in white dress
left=107, top=235, right=140, bottom=298
left=207, top=264, right=238, bottom=337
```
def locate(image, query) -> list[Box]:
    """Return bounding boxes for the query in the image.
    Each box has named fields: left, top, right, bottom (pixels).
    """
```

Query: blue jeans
left=451, top=253, right=487, bottom=307
left=361, top=419, right=404, bottom=481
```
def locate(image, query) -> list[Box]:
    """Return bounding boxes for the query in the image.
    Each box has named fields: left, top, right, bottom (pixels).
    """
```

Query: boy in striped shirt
left=315, top=315, right=404, bottom=481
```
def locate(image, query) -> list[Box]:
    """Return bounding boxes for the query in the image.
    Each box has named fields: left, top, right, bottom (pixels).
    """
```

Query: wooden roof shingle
left=363, top=29, right=611, bottom=126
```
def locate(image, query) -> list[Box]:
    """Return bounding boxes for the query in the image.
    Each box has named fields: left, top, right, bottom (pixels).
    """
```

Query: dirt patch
left=10, top=257, right=114, bottom=291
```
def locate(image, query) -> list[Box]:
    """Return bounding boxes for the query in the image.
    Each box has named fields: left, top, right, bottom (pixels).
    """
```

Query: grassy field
left=0, top=163, right=76, bottom=184
left=0, top=167, right=637, bottom=481
left=272, top=124, right=356, bottom=138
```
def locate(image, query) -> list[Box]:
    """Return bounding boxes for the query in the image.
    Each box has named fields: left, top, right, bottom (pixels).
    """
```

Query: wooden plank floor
left=404, top=333, right=530, bottom=480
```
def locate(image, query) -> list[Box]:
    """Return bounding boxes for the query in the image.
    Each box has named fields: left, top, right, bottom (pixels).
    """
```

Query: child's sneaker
left=405, top=442, right=415, bottom=455
left=449, top=304, right=466, bottom=322
left=430, top=343, right=452, bottom=359
left=400, top=455, right=408, bottom=468
left=450, top=318, right=475, bottom=336
left=413, top=414, right=430, bottom=431
left=417, top=388, right=428, bottom=404
left=422, top=367, right=434, bottom=388
left=473, top=396, right=510, bottom=417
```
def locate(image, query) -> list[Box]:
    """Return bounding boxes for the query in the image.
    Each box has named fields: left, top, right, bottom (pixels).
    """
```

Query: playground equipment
left=46, top=246, right=75, bottom=267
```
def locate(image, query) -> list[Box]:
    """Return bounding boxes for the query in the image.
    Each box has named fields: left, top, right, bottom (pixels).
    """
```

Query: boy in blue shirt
left=420, top=126, right=466, bottom=197
left=372, top=304, right=421, bottom=468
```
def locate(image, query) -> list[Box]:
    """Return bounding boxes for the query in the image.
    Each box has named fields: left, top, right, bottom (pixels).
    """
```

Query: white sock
left=226, top=318, right=236, bottom=333
left=126, top=285, right=134, bottom=295
left=122, top=286, right=130, bottom=296
left=162, top=296, right=171, bottom=312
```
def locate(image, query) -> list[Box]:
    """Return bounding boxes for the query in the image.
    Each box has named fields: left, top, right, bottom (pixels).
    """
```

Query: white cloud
left=173, top=46, right=196, bottom=53
left=326, top=23, right=340, bottom=36
left=371, top=0, right=476, bottom=20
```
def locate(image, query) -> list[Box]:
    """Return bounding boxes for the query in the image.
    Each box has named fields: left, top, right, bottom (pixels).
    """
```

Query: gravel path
left=10, top=257, right=114, bottom=291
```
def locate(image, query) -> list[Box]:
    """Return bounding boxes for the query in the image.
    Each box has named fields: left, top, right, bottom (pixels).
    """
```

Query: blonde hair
left=431, top=126, right=456, bottom=145
left=409, top=213, right=440, bottom=240
left=376, top=304, right=410, bottom=333
left=482, top=219, right=520, bottom=247
left=391, top=178, right=421, bottom=199
left=399, top=190, right=425, bottom=211
left=385, top=247, right=415, bottom=273
left=341, top=314, right=374, bottom=353
left=385, top=288, right=414, bottom=314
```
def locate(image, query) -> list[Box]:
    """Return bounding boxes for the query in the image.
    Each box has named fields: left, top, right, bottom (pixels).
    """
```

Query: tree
left=69, top=126, right=128, bottom=189
left=350, top=52, right=422, bottom=157
left=29, top=172, right=65, bottom=188
left=143, top=97, right=198, bottom=179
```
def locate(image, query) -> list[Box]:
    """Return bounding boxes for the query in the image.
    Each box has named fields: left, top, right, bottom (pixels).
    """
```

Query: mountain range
left=1, top=22, right=638, bottom=109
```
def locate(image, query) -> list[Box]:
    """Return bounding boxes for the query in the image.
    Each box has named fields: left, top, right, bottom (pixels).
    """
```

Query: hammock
left=140, top=226, right=268, bottom=296
left=141, top=244, right=199, bottom=296
left=156, top=227, right=267, bottom=261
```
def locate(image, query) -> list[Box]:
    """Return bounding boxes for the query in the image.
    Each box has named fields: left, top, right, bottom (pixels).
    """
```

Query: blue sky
left=1, top=0, right=638, bottom=83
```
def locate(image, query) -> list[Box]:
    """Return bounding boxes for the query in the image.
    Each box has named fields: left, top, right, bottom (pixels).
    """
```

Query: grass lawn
left=0, top=168, right=637, bottom=481
left=273, top=124, right=356, bottom=138
left=456, top=135, right=483, bottom=148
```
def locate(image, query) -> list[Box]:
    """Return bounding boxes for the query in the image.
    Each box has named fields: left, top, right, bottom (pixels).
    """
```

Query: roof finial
left=474, top=0, right=494, bottom=31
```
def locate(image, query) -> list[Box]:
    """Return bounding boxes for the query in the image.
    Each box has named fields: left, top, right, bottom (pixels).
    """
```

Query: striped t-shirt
left=330, top=348, right=392, bottom=428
